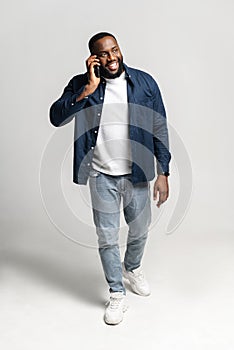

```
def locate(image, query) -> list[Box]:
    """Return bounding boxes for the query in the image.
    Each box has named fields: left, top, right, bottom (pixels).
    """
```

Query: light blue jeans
left=89, top=169, right=152, bottom=294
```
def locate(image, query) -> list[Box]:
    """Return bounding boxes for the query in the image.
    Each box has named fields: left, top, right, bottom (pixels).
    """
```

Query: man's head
left=88, top=32, right=124, bottom=79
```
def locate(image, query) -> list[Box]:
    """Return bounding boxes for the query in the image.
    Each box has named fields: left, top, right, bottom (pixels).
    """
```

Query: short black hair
left=88, top=32, right=117, bottom=53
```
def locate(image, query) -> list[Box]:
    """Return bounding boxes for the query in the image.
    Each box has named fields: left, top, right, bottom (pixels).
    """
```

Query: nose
left=107, top=52, right=115, bottom=61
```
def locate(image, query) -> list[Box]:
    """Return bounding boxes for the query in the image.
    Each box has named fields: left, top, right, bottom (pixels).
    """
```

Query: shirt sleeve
left=49, top=77, right=89, bottom=127
left=151, top=78, right=171, bottom=174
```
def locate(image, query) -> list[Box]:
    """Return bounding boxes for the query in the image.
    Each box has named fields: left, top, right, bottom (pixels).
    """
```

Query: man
left=50, top=32, right=171, bottom=325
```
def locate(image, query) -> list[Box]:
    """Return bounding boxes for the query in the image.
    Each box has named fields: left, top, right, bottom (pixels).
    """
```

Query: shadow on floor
left=1, top=244, right=107, bottom=307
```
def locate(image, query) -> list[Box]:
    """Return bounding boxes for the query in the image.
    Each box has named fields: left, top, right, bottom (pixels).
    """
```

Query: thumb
left=153, top=185, right=158, bottom=201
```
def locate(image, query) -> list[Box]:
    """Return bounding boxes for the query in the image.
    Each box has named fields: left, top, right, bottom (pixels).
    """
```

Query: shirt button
left=87, top=163, right=90, bottom=166
left=71, top=102, right=74, bottom=106
left=97, top=113, right=101, bottom=116
left=94, top=130, right=97, bottom=133
left=100, top=97, right=103, bottom=100
left=91, top=146, right=94, bottom=149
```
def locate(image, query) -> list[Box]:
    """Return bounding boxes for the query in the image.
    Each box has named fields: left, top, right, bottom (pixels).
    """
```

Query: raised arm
left=49, top=55, right=101, bottom=127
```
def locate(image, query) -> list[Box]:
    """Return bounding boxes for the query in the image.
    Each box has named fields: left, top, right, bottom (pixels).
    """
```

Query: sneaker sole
left=104, top=304, right=128, bottom=325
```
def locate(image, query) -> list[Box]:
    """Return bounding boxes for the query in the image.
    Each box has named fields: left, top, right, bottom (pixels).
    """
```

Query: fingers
left=86, top=55, right=100, bottom=70
left=156, top=190, right=168, bottom=208
left=86, top=55, right=101, bottom=86
left=153, top=184, right=169, bottom=208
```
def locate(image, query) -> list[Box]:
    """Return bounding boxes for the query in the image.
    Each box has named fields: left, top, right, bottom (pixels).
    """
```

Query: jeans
left=89, top=169, right=152, bottom=294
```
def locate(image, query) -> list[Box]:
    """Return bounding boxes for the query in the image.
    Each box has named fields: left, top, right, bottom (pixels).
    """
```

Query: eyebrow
left=98, top=45, right=118, bottom=53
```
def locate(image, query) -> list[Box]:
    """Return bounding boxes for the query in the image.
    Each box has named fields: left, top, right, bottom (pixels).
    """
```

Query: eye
left=112, top=48, right=118, bottom=54
left=99, top=52, right=108, bottom=58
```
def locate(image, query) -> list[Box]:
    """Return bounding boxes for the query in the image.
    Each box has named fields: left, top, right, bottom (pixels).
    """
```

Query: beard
left=100, top=57, right=124, bottom=79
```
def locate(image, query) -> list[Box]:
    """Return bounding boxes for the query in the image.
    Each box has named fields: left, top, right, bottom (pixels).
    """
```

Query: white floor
left=1, top=222, right=234, bottom=350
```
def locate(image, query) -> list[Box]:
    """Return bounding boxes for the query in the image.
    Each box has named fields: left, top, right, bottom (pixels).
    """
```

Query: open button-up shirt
left=49, top=64, right=171, bottom=185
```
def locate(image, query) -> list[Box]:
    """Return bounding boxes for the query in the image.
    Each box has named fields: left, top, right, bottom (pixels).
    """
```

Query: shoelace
left=105, top=297, right=123, bottom=310
left=134, top=270, right=144, bottom=280
left=132, top=270, right=146, bottom=285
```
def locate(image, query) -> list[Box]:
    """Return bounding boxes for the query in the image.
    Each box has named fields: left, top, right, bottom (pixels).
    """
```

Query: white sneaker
left=104, top=292, right=128, bottom=325
left=122, top=262, right=151, bottom=296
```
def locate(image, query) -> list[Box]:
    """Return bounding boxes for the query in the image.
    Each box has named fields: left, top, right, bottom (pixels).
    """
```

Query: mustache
left=105, top=58, right=120, bottom=66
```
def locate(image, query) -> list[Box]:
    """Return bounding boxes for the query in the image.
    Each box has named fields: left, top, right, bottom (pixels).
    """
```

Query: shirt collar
left=123, top=63, right=134, bottom=85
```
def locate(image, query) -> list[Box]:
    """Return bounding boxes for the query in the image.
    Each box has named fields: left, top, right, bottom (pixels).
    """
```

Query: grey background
left=1, top=0, right=234, bottom=349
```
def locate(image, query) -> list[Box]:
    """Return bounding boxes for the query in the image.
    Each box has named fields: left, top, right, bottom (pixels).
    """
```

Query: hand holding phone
left=94, top=65, right=100, bottom=78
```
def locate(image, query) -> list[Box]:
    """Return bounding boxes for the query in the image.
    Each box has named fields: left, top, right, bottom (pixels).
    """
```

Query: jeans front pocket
left=89, top=169, right=101, bottom=178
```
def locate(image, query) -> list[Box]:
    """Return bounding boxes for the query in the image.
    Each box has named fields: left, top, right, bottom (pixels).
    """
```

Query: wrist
left=84, top=82, right=98, bottom=96
left=157, top=174, right=168, bottom=181
left=158, top=172, right=170, bottom=177
left=75, top=84, right=97, bottom=102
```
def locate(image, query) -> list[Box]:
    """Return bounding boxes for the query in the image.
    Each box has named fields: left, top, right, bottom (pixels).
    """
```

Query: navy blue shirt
left=49, top=64, right=171, bottom=185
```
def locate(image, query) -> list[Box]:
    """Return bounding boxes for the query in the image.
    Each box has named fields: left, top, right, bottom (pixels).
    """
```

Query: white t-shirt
left=92, top=71, right=132, bottom=175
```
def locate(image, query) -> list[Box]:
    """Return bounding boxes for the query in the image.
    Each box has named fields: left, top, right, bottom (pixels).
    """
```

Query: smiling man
left=49, top=32, right=171, bottom=325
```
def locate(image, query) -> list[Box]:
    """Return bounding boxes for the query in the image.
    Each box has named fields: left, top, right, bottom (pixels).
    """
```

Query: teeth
left=109, top=62, right=117, bottom=68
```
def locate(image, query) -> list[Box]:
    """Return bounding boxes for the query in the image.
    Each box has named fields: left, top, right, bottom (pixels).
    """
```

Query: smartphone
left=94, top=65, right=100, bottom=78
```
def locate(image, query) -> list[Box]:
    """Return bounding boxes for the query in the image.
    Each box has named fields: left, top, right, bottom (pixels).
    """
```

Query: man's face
left=92, top=36, right=124, bottom=79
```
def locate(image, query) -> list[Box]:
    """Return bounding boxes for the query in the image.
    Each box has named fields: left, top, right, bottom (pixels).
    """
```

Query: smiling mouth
left=107, top=61, right=119, bottom=71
